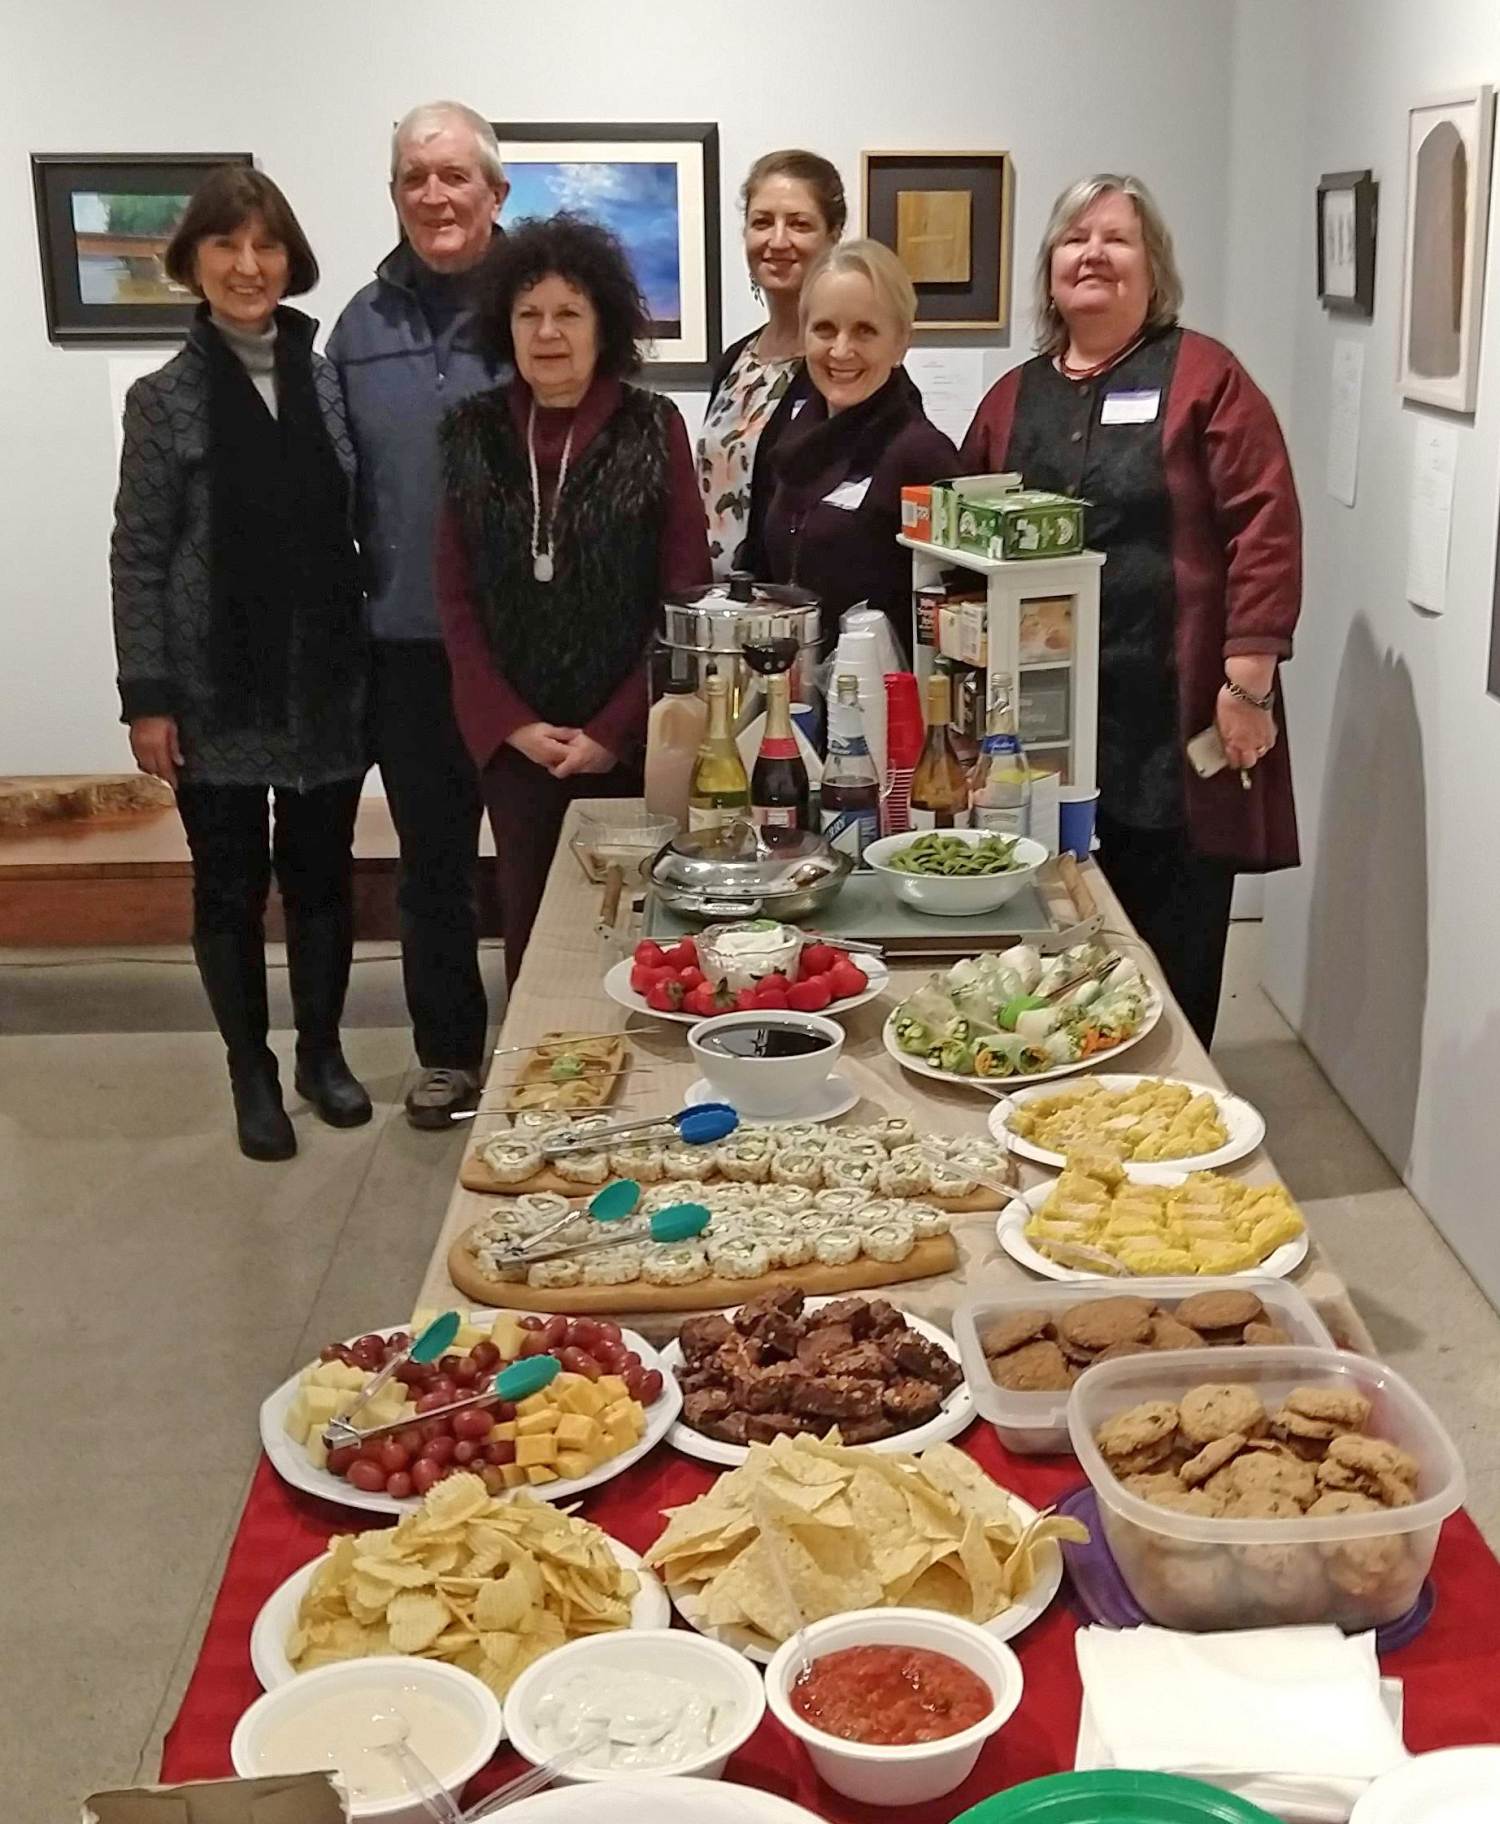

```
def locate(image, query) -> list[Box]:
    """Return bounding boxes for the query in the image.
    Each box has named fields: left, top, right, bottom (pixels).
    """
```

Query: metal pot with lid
left=661, top=572, right=822, bottom=661
left=648, top=819, right=852, bottom=921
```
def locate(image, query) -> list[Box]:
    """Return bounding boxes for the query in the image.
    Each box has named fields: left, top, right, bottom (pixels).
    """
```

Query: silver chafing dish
left=648, top=821, right=851, bottom=922
left=661, top=573, right=822, bottom=717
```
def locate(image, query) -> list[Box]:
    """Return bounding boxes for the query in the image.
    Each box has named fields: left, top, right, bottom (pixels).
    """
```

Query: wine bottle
left=687, top=669, right=750, bottom=832
left=820, top=673, right=880, bottom=861
left=909, top=671, right=971, bottom=830
left=970, top=675, right=1033, bottom=837
left=751, top=667, right=810, bottom=830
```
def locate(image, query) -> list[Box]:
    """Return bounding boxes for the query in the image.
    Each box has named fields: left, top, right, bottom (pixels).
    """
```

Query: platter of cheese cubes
left=995, top=1155, right=1308, bottom=1282
left=260, top=1308, right=681, bottom=1516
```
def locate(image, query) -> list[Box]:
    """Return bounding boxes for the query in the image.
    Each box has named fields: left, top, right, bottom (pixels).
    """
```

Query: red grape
left=491, top=1400, right=517, bottom=1422
left=595, top=1321, right=623, bottom=1345
left=519, top=1331, right=551, bottom=1359
left=411, top=1458, right=443, bottom=1495
left=426, top=1377, right=457, bottom=1401
left=327, top=1445, right=359, bottom=1476
left=357, top=1438, right=387, bottom=1463
left=347, top=1458, right=387, bottom=1493
left=470, top=1341, right=501, bottom=1371
left=484, top=1438, right=517, bottom=1466
left=541, top=1315, right=569, bottom=1350
left=452, top=1440, right=481, bottom=1465
left=415, top=1391, right=452, bottom=1415
left=419, top=1418, right=450, bottom=1442
left=421, top=1435, right=457, bottom=1465
left=620, top=1352, right=642, bottom=1375
left=566, top=1319, right=602, bottom=1351
left=396, top=1427, right=425, bottom=1457
left=319, top=1344, right=342, bottom=1363
left=637, top=1369, right=664, bottom=1405
left=622, top=1365, right=647, bottom=1399
left=594, top=1342, right=627, bottom=1373
left=393, top=1361, right=428, bottom=1386
left=438, top=1353, right=462, bottom=1375
left=385, top=1471, right=413, bottom=1500
left=451, top=1408, right=493, bottom=1441
left=560, top=1346, right=601, bottom=1380
left=451, top=1358, right=480, bottom=1386
left=378, top=1441, right=411, bottom=1475
left=519, top=1315, right=544, bottom=1331
left=386, top=1332, right=411, bottom=1352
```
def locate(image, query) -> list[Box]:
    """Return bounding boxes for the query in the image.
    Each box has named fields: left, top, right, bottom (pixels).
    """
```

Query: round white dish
left=603, top=954, right=890, bottom=1026
left=882, top=979, right=1163, bottom=1090
left=230, top=1655, right=502, bottom=1823
left=865, top=831, right=1049, bottom=917
left=251, top=1534, right=670, bottom=1693
left=764, top=1607, right=1024, bottom=1808
left=666, top=1488, right=1063, bottom=1665
left=682, top=1073, right=862, bottom=1125
left=496, top=1778, right=829, bottom=1823
left=989, top=1073, right=1267, bottom=1176
left=688, top=1010, right=843, bottom=1117
left=1351, top=1745, right=1500, bottom=1823
left=995, top=1181, right=1310, bottom=1283
left=659, top=1298, right=974, bottom=1467
left=259, top=1318, right=681, bottom=1518
left=502, top=1627, right=766, bottom=1783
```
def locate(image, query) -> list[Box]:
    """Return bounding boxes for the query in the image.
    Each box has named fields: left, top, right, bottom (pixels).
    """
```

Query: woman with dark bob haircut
left=110, top=166, right=369, bottom=1161
left=437, top=213, right=710, bottom=982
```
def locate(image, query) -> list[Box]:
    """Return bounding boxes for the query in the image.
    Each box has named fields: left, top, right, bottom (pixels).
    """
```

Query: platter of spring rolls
left=883, top=941, right=1161, bottom=1089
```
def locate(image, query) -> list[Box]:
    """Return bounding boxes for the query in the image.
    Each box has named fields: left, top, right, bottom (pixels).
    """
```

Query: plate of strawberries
left=604, top=933, right=890, bottom=1025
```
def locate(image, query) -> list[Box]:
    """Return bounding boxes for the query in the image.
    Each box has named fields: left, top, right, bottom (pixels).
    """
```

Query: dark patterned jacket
left=109, top=310, right=367, bottom=789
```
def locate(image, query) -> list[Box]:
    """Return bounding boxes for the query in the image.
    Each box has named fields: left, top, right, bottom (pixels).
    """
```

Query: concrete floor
left=2, top=925, right=1497, bottom=1818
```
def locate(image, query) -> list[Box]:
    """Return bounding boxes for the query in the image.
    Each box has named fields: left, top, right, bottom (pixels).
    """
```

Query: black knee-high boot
left=287, top=909, right=372, bottom=1127
left=193, top=928, right=297, bottom=1161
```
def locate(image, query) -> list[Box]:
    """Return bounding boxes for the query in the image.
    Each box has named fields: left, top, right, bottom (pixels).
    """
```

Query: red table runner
left=163, top=1430, right=1500, bottom=1821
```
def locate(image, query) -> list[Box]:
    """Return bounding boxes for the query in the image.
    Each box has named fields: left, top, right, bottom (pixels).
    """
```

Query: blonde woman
left=760, top=238, right=957, bottom=653
left=961, top=174, right=1301, bottom=1045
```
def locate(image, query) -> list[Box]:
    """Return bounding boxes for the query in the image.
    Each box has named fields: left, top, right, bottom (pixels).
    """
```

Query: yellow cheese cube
left=516, top=1409, right=559, bottom=1438
left=489, top=1314, right=527, bottom=1360
left=526, top=1464, right=559, bottom=1484
left=500, top=1462, right=528, bottom=1489
left=555, top=1450, right=595, bottom=1480
left=453, top=1322, right=488, bottom=1353
left=303, top=1386, right=346, bottom=1427
left=595, top=1375, right=626, bottom=1403
left=556, top=1379, right=607, bottom=1418
left=603, top=1422, right=633, bottom=1456
left=515, top=1433, right=559, bottom=1467
left=554, top=1413, right=601, bottom=1451
left=515, top=1391, right=553, bottom=1419
left=305, top=1433, right=329, bottom=1471
left=600, top=1395, right=633, bottom=1431
left=489, top=1420, right=519, bottom=1442
left=283, top=1391, right=314, bottom=1444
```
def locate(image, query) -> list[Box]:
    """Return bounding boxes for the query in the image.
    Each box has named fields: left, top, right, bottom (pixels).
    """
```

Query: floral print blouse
left=697, top=337, right=798, bottom=577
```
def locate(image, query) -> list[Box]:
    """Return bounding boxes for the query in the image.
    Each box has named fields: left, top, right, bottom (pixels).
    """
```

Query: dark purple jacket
left=761, top=369, right=958, bottom=655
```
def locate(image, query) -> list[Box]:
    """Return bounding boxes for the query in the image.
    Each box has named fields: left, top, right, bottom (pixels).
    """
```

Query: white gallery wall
left=0, top=0, right=1243, bottom=776
left=1237, top=0, right=1500, bottom=1305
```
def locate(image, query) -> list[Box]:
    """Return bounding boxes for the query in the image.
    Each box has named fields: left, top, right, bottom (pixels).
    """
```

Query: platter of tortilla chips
left=644, top=1432, right=1087, bottom=1661
left=250, top=1472, right=668, bottom=1701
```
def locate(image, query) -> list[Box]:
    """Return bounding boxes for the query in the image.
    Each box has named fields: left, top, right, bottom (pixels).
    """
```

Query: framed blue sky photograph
left=493, top=122, right=720, bottom=385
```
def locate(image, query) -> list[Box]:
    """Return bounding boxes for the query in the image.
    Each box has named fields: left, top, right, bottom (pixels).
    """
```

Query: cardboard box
left=955, top=490, right=1086, bottom=561
left=958, top=600, right=989, bottom=668
left=899, top=485, right=933, bottom=541
left=952, top=472, right=1023, bottom=500
left=929, top=482, right=958, bottom=548
left=84, top=1774, right=347, bottom=1824
left=937, top=605, right=962, bottom=662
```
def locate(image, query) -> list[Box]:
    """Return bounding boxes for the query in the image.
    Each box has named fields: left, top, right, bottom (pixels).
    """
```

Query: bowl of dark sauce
left=687, top=1011, right=844, bottom=1117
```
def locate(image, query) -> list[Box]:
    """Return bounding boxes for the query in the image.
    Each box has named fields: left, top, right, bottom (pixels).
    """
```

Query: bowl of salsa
left=765, top=1608, right=1024, bottom=1807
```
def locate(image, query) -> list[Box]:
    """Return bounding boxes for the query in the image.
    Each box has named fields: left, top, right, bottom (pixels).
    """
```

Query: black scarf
left=773, top=366, right=927, bottom=490
left=202, top=306, right=363, bottom=727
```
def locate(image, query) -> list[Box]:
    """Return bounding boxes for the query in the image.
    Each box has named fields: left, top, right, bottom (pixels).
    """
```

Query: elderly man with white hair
left=328, top=101, right=508, bottom=1127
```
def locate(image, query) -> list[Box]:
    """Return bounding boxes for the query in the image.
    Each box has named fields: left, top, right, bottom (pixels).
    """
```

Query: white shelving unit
left=900, top=537, right=1104, bottom=795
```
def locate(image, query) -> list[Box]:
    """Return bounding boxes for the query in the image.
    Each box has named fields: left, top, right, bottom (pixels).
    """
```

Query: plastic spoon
left=542, top=1102, right=739, bottom=1157
left=517, top=1178, right=641, bottom=1254
left=495, top=1202, right=710, bottom=1269
left=321, top=1311, right=462, bottom=1449
left=367, top=1708, right=465, bottom=1824
left=336, top=1354, right=562, bottom=1448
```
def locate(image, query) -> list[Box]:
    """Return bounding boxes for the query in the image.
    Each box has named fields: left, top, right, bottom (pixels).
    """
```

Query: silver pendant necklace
left=527, top=398, right=576, bottom=584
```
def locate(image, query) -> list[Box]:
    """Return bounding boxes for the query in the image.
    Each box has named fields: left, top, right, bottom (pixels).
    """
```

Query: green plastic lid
left=953, top=1772, right=1281, bottom=1823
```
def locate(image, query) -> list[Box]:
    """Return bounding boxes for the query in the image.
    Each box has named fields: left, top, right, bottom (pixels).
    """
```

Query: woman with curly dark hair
left=436, top=212, right=710, bottom=983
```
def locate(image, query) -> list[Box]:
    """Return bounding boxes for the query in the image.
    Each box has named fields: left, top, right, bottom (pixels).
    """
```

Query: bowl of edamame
left=864, top=829, right=1050, bottom=916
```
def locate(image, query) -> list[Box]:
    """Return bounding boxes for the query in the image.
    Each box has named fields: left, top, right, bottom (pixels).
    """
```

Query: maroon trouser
left=480, top=746, right=641, bottom=988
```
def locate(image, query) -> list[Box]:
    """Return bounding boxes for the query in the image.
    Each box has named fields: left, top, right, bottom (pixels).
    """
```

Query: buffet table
left=160, top=803, right=1500, bottom=1815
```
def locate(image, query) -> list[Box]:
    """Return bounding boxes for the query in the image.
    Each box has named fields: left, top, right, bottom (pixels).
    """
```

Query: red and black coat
left=961, top=327, right=1301, bottom=872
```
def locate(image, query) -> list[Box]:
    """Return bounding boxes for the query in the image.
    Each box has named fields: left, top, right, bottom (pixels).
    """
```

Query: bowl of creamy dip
left=503, top=1628, right=766, bottom=1782
left=230, top=1656, right=502, bottom=1822
left=695, top=919, right=804, bottom=991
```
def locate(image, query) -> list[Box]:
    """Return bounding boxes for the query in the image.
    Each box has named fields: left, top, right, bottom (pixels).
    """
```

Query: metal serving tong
left=542, top=1101, right=739, bottom=1157
left=322, top=1309, right=463, bottom=1445
left=322, top=1353, right=563, bottom=1453
left=487, top=1201, right=710, bottom=1271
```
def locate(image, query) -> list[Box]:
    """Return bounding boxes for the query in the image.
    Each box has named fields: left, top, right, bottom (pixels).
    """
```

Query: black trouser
left=369, top=639, right=487, bottom=1069
left=1095, top=813, right=1237, bottom=1050
left=176, top=776, right=362, bottom=1062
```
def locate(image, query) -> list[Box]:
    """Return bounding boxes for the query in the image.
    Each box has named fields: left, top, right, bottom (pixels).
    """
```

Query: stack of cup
left=839, top=605, right=903, bottom=682
left=831, top=626, right=888, bottom=787
left=883, top=671, right=924, bottom=836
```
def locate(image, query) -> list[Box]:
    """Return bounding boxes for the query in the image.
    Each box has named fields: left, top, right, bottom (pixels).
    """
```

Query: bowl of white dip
left=503, top=1628, right=766, bottom=1782
left=231, top=1656, right=502, bottom=1822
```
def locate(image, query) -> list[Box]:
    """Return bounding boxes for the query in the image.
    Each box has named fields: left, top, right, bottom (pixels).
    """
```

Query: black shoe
left=295, top=1047, right=373, bottom=1127
left=230, top=1059, right=297, bottom=1161
left=405, top=1066, right=481, bottom=1129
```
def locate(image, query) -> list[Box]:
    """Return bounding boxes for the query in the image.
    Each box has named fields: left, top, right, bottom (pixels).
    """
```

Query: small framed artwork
left=492, top=121, right=721, bottom=386
left=862, top=150, right=1014, bottom=330
left=1398, top=87, right=1496, bottom=411
left=1316, top=169, right=1377, bottom=316
left=31, top=152, right=252, bottom=344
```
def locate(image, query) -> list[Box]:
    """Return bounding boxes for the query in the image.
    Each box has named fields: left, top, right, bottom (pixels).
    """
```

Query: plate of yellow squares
left=996, top=1157, right=1308, bottom=1282
left=251, top=1473, right=669, bottom=1695
left=989, top=1074, right=1266, bottom=1177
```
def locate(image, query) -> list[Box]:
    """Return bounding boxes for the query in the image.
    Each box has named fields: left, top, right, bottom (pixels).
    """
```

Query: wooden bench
left=0, top=792, right=499, bottom=947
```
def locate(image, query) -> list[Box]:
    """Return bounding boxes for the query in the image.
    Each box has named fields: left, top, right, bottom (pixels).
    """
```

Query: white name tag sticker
left=1101, top=388, right=1160, bottom=425
left=823, top=476, right=872, bottom=510
left=790, top=397, right=808, bottom=418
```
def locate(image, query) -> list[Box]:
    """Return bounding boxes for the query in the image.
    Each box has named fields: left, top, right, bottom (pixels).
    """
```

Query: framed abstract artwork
left=492, top=121, right=721, bottom=386
left=1316, top=169, right=1377, bottom=317
left=861, top=150, right=1014, bottom=330
left=1398, top=88, right=1495, bottom=411
left=31, top=152, right=253, bottom=344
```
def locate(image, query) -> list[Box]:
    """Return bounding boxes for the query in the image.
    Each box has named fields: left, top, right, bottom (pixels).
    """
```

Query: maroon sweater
left=436, top=373, right=710, bottom=767
left=962, top=328, right=1301, bottom=871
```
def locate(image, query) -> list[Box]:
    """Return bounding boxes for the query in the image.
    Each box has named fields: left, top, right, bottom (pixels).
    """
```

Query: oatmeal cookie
left=1174, top=1289, right=1265, bottom=1333
left=1222, top=1448, right=1318, bottom=1509
left=1180, top=1433, right=1248, bottom=1487
left=1096, top=1399, right=1180, bottom=1474
left=1282, top=1385, right=1373, bottom=1429
left=1122, top=1470, right=1186, bottom=1503
left=1242, top=1321, right=1293, bottom=1347
left=981, top=1307, right=1054, bottom=1357
left=1307, top=1490, right=1383, bottom=1519
left=1179, top=1383, right=1269, bottom=1448
left=1316, top=1433, right=1420, bottom=1506
left=1096, top=1339, right=1157, bottom=1362
left=989, top=1337, right=1074, bottom=1392
left=1149, top=1313, right=1206, bottom=1351
left=1059, top=1296, right=1155, bottom=1353
left=1222, top=1488, right=1306, bottom=1521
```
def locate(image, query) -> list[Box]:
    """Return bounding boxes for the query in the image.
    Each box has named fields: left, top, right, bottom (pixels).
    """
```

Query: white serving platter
left=989, top=1073, right=1266, bottom=1176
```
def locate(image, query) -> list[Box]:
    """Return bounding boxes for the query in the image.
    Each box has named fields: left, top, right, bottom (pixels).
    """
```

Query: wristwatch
left=1223, top=677, right=1275, bottom=713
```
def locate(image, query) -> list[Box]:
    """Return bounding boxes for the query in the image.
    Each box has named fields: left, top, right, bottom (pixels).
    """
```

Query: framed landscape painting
left=493, top=122, right=720, bottom=385
left=32, top=152, right=252, bottom=344
left=1398, top=88, right=1495, bottom=411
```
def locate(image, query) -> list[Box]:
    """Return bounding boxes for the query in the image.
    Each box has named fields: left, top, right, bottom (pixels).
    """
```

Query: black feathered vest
left=440, top=385, right=670, bottom=725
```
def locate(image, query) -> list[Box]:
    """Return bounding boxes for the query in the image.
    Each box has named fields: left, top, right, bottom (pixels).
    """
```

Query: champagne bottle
left=820, top=673, right=880, bottom=861
left=687, top=669, right=750, bottom=832
left=750, top=668, right=810, bottom=830
left=970, top=675, right=1033, bottom=837
left=909, top=671, right=971, bottom=830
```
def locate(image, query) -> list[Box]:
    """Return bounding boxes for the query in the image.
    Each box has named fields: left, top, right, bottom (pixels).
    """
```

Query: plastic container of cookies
left=1067, top=1346, right=1465, bottom=1633
left=952, top=1279, right=1334, bottom=1455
